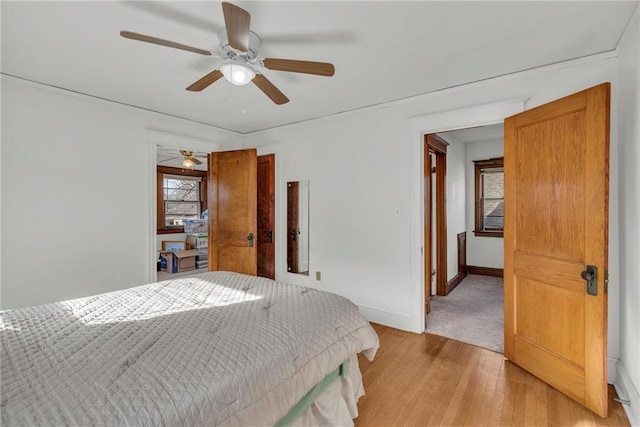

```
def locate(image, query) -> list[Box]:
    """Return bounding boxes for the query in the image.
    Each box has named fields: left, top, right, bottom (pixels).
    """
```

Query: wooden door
left=257, top=154, right=275, bottom=279
left=208, top=149, right=257, bottom=275
left=504, top=83, right=610, bottom=417
left=287, top=182, right=299, bottom=274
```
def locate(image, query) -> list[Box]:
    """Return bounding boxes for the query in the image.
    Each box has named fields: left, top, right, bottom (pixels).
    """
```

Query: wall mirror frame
left=287, top=181, right=310, bottom=275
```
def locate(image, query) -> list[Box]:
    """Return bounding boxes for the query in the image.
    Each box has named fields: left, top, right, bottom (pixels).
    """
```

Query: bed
left=0, top=271, right=379, bottom=426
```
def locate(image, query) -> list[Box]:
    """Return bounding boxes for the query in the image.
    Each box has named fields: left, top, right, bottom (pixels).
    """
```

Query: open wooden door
left=208, top=149, right=257, bottom=275
left=504, top=83, right=610, bottom=416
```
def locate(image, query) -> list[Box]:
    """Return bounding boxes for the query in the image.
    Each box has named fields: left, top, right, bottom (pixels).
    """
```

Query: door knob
left=581, top=265, right=598, bottom=296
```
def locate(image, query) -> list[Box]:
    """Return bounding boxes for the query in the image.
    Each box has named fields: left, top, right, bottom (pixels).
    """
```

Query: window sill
left=474, top=230, right=504, bottom=238
left=158, top=227, right=185, bottom=235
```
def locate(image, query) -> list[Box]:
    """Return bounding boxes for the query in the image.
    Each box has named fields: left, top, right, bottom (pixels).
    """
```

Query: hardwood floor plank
left=440, top=345, right=484, bottom=425
left=401, top=338, right=463, bottom=425
left=355, top=324, right=630, bottom=427
left=356, top=329, right=430, bottom=425
left=467, top=352, right=505, bottom=427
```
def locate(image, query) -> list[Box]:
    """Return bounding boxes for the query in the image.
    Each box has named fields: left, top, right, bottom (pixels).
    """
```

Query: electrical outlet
left=316, top=271, right=321, bottom=281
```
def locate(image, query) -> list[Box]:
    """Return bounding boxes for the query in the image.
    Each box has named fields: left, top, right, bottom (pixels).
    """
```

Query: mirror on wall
left=287, top=181, right=309, bottom=275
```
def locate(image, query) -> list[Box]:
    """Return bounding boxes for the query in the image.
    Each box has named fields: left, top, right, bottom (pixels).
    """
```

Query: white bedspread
left=1, top=272, right=379, bottom=426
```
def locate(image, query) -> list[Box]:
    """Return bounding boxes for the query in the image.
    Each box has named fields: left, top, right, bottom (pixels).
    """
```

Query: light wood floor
left=355, top=324, right=630, bottom=427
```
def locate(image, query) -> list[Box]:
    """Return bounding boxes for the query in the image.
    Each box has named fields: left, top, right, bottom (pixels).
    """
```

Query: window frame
left=473, top=157, right=504, bottom=238
left=157, top=165, right=207, bottom=234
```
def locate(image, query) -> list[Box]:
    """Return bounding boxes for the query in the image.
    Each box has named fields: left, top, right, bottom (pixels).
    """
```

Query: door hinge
left=431, top=167, right=436, bottom=174
left=605, top=269, right=609, bottom=294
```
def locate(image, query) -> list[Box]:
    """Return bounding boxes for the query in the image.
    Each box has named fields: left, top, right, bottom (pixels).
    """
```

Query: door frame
left=425, top=134, right=449, bottom=298
left=409, top=100, right=526, bottom=333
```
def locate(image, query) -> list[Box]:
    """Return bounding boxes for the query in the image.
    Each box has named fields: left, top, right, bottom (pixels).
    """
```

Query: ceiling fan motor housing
left=217, top=28, right=261, bottom=60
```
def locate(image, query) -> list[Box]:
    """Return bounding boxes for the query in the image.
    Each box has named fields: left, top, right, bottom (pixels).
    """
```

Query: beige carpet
left=426, top=274, right=504, bottom=353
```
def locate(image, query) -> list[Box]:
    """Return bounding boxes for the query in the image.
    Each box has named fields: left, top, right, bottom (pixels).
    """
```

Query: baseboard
left=615, top=359, right=640, bottom=426
left=467, top=265, right=504, bottom=277
left=357, top=305, right=413, bottom=333
left=609, top=357, right=618, bottom=383
left=446, top=272, right=465, bottom=294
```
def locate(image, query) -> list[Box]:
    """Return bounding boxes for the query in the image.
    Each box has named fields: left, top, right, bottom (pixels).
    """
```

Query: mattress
left=1, top=271, right=379, bottom=426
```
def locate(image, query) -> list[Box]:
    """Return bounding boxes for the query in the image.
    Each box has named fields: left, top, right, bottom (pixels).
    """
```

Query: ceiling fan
left=179, top=150, right=207, bottom=168
left=120, top=2, right=335, bottom=105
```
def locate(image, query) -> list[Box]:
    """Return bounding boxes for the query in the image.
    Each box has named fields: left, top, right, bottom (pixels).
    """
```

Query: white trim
left=614, top=2, right=640, bottom=57
left=408, top=99, right=526, bottom=333
left=0, top=74, right=243, bottom=136
left=609, top=356, right=619, bottom=383
left=358, top=305, right=414, bottom=332
left=615, top=360, right=640, bottom=426
left=146, top=129, right=223, bottom=153
left=147, top=142, right=158, bottom=284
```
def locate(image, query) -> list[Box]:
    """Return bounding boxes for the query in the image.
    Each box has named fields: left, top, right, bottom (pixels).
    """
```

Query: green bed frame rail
left=273, top=359, right=350, bottom=427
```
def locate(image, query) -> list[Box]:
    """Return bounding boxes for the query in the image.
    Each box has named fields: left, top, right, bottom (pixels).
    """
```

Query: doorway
left=155, top=146, right=210, bottom=282
left=423, top=124, right=505, bottom=351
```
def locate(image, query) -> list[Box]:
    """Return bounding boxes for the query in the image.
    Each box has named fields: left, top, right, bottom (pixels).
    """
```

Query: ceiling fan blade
left=252, top=74, right=289, bottom=105
left=186, top=70, right=224, bottom=92
left=190, top=157, right=203, bottom=165
left=159, top=156, right=182, bottom=162
left=262, top=58, right=335, bottom=77
left=222, top=2, right=250, bottom=52
left=120, top=31, right=212, bottom=56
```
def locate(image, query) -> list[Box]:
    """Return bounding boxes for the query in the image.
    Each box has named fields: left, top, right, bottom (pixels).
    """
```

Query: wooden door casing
left=208, top=149, right=258, bottom=276
left=257, top=154, right=275, bottom=279
left=287, top=182, right=300, bottom=274
left=424, top=145, right=432, bottom=316
left=504, top=83, right=610, bottom=416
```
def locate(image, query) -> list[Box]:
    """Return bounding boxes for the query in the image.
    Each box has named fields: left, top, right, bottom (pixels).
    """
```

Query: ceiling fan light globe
left=183, top=158, right=195, bottom=168
left=220, top=63, right=255, bottom=86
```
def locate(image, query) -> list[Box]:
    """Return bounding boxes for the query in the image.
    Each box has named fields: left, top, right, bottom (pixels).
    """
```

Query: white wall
left=465, top=138, right=504, bottom=269
left=445, top=138, right=466, bottom=281
left=253, top=108, right=415, bottom=328
left=615, top=8, right=640, bottom=426
left=0, top=78, right=241, bottom=309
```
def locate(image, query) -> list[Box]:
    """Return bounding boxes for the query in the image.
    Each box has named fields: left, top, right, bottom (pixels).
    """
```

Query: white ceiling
left=2, top=1, right=637, bottom=134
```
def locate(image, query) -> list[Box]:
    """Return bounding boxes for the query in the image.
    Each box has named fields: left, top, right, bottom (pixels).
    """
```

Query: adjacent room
left=2, top=1, right=639, bottom=425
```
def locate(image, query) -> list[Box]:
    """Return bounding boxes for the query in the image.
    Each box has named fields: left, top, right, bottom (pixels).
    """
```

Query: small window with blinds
left=474, top=158, right=504, bottom=237
left=157, top=166, right=207, bottom=234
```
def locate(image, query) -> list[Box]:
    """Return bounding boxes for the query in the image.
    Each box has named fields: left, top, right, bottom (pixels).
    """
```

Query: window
left=157, top=166, right=207, bottom=234
left=474, top=158, right=504, bottom=237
